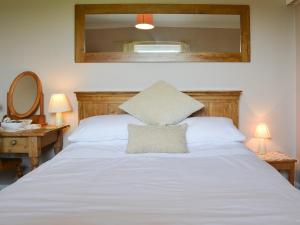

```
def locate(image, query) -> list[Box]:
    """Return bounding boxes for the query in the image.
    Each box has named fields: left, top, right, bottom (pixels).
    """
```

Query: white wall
left=0, top=0, right=296, bottom=177
left=296, top=4, right=300, bottom=185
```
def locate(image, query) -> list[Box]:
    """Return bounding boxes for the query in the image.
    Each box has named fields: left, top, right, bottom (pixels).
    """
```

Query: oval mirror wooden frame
left=7, top=71, right=46, bottom=124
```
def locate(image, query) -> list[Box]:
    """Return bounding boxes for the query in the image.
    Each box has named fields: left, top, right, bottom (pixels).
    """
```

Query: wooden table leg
left=15, top=159, right=23, bottom=178
left=288, top=164, right=295, bottom=186
left=54, top=130, right=64, bottom=154
left=29, top=157, right=39, bottom=170
left=16, top=163, right=23, bottom=178
left=28, top=137, right=41, bottom=170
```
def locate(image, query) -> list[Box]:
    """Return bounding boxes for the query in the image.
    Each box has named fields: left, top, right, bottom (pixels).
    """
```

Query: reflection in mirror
left=85, top=14, right=241, bottom=54
left=12, top=76, right=38, bottom=114
left=75, top=4, right=250, bottom=62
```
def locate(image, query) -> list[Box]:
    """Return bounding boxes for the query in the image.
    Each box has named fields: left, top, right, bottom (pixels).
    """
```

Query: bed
left=0, top=91, right=300, bottom=225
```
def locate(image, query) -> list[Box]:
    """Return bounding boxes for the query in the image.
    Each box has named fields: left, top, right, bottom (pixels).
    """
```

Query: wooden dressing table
left=0, top=125, right=69, bottom=170
left=1, top=71, right=70, bottom=175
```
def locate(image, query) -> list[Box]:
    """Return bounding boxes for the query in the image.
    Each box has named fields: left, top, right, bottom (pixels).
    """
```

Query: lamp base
left=55, top=112, right=63, bottom=127
left=258, top=138, right=267, bottom=155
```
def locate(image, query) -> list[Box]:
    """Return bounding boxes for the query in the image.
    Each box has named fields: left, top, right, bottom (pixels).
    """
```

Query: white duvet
left=0, top=142, right=300, bottom=225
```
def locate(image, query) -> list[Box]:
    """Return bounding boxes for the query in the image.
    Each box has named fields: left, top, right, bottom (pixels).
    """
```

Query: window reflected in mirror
left=85, top=14, right=241, bottom=54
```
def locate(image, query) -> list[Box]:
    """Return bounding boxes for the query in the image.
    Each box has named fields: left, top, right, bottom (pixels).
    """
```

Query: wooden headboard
left=75, top=91, right=242, bottom=127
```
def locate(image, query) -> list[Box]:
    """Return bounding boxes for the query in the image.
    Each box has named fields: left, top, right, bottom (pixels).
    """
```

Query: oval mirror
left=8, top=71, right=42, bottom=118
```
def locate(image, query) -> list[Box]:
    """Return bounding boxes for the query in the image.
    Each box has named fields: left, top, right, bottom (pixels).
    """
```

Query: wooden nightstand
left=256, top=151, right=297, bottom=186
left=0, top=125, right=69, bottom=170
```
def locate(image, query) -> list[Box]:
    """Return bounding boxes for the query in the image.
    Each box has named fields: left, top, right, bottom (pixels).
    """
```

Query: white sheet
left=0, top=142, right=300, bottom=225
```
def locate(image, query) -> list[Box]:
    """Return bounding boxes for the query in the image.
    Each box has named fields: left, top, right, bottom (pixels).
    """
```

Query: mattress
left=0, top=142, right=300, bottom=225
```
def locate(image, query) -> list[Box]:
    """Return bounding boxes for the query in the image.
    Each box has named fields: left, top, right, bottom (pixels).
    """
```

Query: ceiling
left=86, top=14, right=240, bottom=30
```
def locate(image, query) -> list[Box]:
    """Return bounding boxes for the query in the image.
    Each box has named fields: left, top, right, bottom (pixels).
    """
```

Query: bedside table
left=0, top=125, right=69, bottom=170
left=256, top=151, right=297, bottom=186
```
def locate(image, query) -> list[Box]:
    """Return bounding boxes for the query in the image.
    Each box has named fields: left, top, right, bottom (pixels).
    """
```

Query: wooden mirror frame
left=75, top=4, right=250, bottom=63
left=7, top=71, right=46, bottom=125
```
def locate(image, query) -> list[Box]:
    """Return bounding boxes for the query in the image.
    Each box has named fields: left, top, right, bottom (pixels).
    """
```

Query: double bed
left=0, top=91, right=300, bottom=225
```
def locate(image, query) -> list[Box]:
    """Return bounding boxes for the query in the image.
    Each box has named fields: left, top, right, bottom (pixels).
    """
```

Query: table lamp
left=254, top=123, right=271, bottom=155
left=49, top=94, right=71, bottom=126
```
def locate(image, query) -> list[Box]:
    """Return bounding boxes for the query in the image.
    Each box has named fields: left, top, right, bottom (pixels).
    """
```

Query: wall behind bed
left=0, top=0, right=297, bottom=185
left=296, top=3, right=300, bottom=187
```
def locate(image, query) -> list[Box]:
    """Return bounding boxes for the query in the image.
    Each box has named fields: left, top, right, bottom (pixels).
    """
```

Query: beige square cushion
left=119, top=81, right=204, bottom=125
left=127, top=124, right=188, bottom=154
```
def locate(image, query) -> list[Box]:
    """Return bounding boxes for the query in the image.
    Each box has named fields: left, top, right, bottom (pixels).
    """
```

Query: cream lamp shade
left=254, top=123, right=271, bottom=155
left=49, top=94, right=71, bottom=126
left=254, top=123, right=271, bottom=139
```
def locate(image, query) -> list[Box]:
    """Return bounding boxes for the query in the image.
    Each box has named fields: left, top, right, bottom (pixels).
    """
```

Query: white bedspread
left=0, top=142, right=300, bottom=225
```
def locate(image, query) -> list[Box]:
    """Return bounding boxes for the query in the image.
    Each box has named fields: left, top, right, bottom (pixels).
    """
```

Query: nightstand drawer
left=0, top=137, right=28, bottom=153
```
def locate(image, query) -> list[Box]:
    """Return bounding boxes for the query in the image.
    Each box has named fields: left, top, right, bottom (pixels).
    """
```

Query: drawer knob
left=10, top=140, right=17, bottom=146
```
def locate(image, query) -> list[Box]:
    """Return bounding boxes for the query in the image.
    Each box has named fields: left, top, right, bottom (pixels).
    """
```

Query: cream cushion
left=119, top=81, right=204, bottom=125
left=127, top=124, right=188, bottom=154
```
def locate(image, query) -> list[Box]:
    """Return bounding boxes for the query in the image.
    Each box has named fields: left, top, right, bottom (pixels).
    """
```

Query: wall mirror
left=75, top=4, right=250, bottom=63
left=7, top=71, right=46, bottom=125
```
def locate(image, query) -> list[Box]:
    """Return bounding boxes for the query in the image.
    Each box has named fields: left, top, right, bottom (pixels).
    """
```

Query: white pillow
left=68, top=114, right=144, bottom=143
left=181, top=117, right=245, bottom=144
left=127, top=124, right=188, bottom=154
left=119, top=81, right=204, bottom=125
